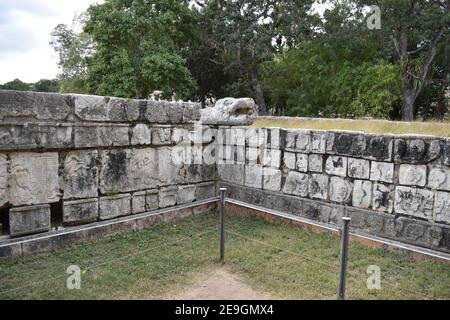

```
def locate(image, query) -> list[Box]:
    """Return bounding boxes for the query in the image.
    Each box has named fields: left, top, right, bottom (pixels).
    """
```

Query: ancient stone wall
left=0, top=90, right=216, bottom=239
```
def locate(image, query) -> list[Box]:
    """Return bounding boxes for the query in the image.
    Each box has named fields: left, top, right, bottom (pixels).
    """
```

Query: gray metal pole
left=219, top=187, right=227, bottom=262
left=338, top=217, right=351, bottom=300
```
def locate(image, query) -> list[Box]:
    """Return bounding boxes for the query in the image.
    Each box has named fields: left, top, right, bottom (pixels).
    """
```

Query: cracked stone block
left=99, top=194, right=132, bottom=220
left=182, top=102, right=201, bottom=122
left=372, top=183, right=394, bottom=213
left=218, top=164, right=244, bottom=185
left=245, top=165, right=263, bottom=189
left=73, top=94, right=139, bottom=122
left=245, top=128, right=266, bottom=148
left=370, top=161, right=394, bottom=183
left=9, top=152, right=59, bottom=206
left=296, top=154, right=308, bottom=172
left=394, top=186, right=434, bottom=220
left=364, top=135, right=393, bottom=161
left=62, top=150, right=98, bottom=200
left=308, top=174, right=329, bottom=200
left=284, top=152, right=296, bottom=170
left=74, top=124, right=130, bottom=148
left=0, top=154, right=7, bottom=207
left=63, top=198, right=99, bottom=225
left=196, top=182, right=216, bottom=200
left=285, top=130, right=310, bottom=152
left=334, top=133, right=366, bottom=157
left=311, top=132, right=327, bottom=154
left=428, top=167, right=450, bottom=191
left=100, top=148, right=159, bottom=194
left=329, top=177, right=353, bottom=203
left=9, top=204, right=51, bottom=236
left=172, top=127, right=190, bottom=144
left=132, top=191, right=147, bottom=214
left=435, top=191, right=450, bottom=224
left=263, top=168, right=282, bottom=191
left=325, top=156, right=347, bottom=177
left=352, top=180, right=372, bottom=209
left=131, top=124, right=151, bottom=145
left=393, top=139, right=441, bottom=163
left=152, top=126, right=173, bottom=145
left=262, top=149, right=281, bottom=168
left=158, top=147, right=186, bottom=185
left=146, top=189, right=159, bottom=211
left=399, top=164, right=427, bottom=187
left=159, top=186, right=178, bottom=208
left=144, top=101, right=183, bottom=123
left=308, top=154, right=323, bottom=173
left=283, top=171, right=308, bottom=197
left=348, top=158, right=370, bottom=179
left=178, top=184, right=196, bottom=204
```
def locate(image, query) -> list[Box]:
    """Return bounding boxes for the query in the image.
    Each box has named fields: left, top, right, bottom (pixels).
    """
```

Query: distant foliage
left=0, top=78, right=60, bottom=93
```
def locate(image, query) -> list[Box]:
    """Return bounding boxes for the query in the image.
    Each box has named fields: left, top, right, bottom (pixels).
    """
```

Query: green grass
left=252, top=117, right=450, bottom=137
left=0, top=212, right=449, bottom=300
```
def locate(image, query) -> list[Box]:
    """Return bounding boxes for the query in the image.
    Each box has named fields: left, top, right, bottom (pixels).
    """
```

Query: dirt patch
left=171, top=268, right=270, bottom=300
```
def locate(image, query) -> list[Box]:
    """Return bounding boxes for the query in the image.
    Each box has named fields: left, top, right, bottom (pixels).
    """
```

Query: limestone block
left=157, top=147, right=184, bottom=186
left=131, top=124, right=151, bottom=145
left=263, top=168, right=282, bottom=191
left=308, top=174, right=329, bottom=200
left=443, top=139, right=450, bottom=166
left=435, top=191, right=450, bottom=224
left=394, top=186, right=434, bottom=220
left=245, top=128, right=266, bottom=148
left=63, top=198, right=99, bottom=224
left=325, top=156, right=347, bottom=177
left=393, top=139, right=441, bottom=163
left=74, top=124, right=130, bottom=148
left=144, top=101, right=183, bottom=123
left=152, top=126, right=173, bottom=145
left=370, top=161, right=394, bottom=183
left=182, top=102, right=201, bottom=122
left=334, top=133, right=366, bottom=157
left=62, top=150, right=98, bottom=199
left=246, top=147, right=260, bottom=165
left=428, top=167, right=450, bottom=191
left=107, top=97, right=140, bottom=121
left=9, top=204, right=51, bottom=236
left=159, top=186, right=178, bottom=208
left=284, top=129, right=310, bottom=153
left=73, top=94, right=139, bottom=122
left=262, top=149, right=281, bottom=168
left=399, top=164, right=427, bottom=187
left=229, top=127, right=246, bottom=146
left=348, top=158, right=370, bottom=179
left=352, top=180, right=372, bottom=209
left=132, top=191, right=147, bottom=214
left=9, top=152, right=59, bottom=206
left=99, top=194, right=132, bottom=220
left=218, top=164, right=244, bottom=185
left=308, top=154, right=323, bottom=173
left=283, top=171, right=309, bottom=197
left=172, top=127, right=190, bottom=144
left=283, top=152, right=296, bottom=170
left=296, top=154, right=308, bottom=172
left=245, top=165, right=263, bottom=189
left=196, top=182, right=216, bottom=200
left=178, top=184, right=196, bottom=204
left=100, top=148, right=159, bottom=194
left=146, top=189, right=159, bottom=211
left=364, top=135, right=393, bottom=161
left=394, top=217, right=446, bottom=251
left=311, top=132, right=327, bottom=154
left=329, top=177, right=353, bottom=203
left=372, top=183, right=394, bottom=213
left=266, top=128, right=283, bottom=150
left=0, top=154, right=7, bottom=207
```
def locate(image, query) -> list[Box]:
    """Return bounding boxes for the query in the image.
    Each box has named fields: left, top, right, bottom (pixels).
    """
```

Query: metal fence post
left=338, top=217, right=351, bottom=300
left=219, top=187, right=227, bottom=262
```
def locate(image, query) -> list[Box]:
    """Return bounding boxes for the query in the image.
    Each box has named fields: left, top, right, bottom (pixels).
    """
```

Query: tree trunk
left=401, top=80, right=415, bottom=121
left=249, top=68, right=267, bottom=115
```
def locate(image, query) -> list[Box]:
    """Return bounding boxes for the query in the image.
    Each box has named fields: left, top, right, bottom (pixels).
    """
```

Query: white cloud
left=0, top=0, right=101, bottom=84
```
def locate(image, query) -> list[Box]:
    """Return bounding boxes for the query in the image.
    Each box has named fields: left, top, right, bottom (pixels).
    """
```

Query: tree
left=33, top=79, right=60, bottom=93
left=0, top=79, right=33, bottom=91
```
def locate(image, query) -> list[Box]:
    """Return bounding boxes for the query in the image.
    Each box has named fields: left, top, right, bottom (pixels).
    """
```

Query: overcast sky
left=0, top=0, right=101, bottom=84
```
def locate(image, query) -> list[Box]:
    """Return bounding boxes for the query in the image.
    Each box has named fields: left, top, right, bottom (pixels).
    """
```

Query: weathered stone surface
left=246, top=147, right=260, bottom=164
left=132, top=191, right=147, bottom=214
left=245, top=128, right=266, bottom=148
left=218, top=164, right=244, bottom=185
left=283, top=171, right=308, bottom=197
left=370, top=161, right=394, bottom=183
left=131, top=124, right=151, bottom=145
left=229, top=127, right=246, bottom=146
left=325, top=156, right=347, bottom=177
left=428, top=167, right=450, bottom=191
left=308, top=174, right=328, bottom=200
left=443, top=139, right=450, bottom=166
left=100, top=148, right=158, bottom=194
left=399, top=164, right=427, bottom=187
left=308, top=154, right=323, bottom=173
left=99, top=194, right=132, bottom=220
left=394, top=186, right=434, bottom=220
left=284, top=130, right=310, bottom=152
left=178, top=184, right=196, bottom=204
left=329, top=177, right=352, bottom=203
left=196, top=182, right=216, bottom=200
left=200, top=97, right=257, bottom=125
left=435, top=191, right=450, bottom=224
left=144, top=101, right=184, bottom=123
left=334, top=133, right=366, bottom=157
left=146, top=189, right=159, bottom=211
left=394, top=216, right=447, bottom=251
left=63, top=198, right=99, bottom=224
left=74, top=124, right=130, bottom=148
left=73, top=94, right=139, bottom=122
left=0, top=154, right=7, bottom=207
left=157, top=147, right=185, bottom=186
left=393, top=138, right=441, bottom=163
left=263, top=168, right=282, bottom=191
left=0, top=90, right=71, bottom=121
left=245, top=165, right=263, bottom=189
left=296, top=154, right=308, bottom=172
left=346, top=207, right=395, bottom=239
left=372, top=183, right=394, bottom=213
left=9, top=204, right=51, bottom=236
left=364, top=135, right=393, bottom=161
left=262, top=149, right=281, bottom=168
left=266, top=128, right=283, bottom=150
left=352, top=180, right=372, bottom=209
left=152, top=126, right=173, bottom=145
left=62, top=150, right=98, bottom=199
left=310, top=131, right=327, bottom=154
left=159, top=186, right=178, bottom=208
left=182, top=102, right=201, bottom=122
left=9, top=152, right=59, bottom=206
left=348, top=158, right=370, bottom=179
left=283, top=152, right=296, bottom=170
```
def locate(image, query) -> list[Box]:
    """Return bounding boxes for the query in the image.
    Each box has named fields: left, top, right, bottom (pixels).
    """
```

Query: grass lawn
left=0, top=211, right=449, bottom=300
left=252, top=117, right=450, bottom=137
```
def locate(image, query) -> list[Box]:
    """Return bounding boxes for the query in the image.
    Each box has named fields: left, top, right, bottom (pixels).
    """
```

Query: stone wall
left=0, top=90, right=216, bottom=239
left=216, top=127, right=450, bottom=253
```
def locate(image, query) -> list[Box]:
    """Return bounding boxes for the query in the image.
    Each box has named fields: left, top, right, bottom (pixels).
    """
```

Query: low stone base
left=9, top=204, right=51, bottom=237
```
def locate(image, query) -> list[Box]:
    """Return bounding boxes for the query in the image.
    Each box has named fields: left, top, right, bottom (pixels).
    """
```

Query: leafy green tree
left=0, top=79, right=33, bottom=91
left=32, top=79, right=60, bottom=93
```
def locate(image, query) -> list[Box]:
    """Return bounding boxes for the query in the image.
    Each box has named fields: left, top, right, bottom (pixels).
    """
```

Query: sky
left=0, top=0, right=101, bottom=84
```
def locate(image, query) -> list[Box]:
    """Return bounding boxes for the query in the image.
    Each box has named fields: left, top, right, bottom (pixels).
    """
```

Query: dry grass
left=252, top=117, right=450, bottom=137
